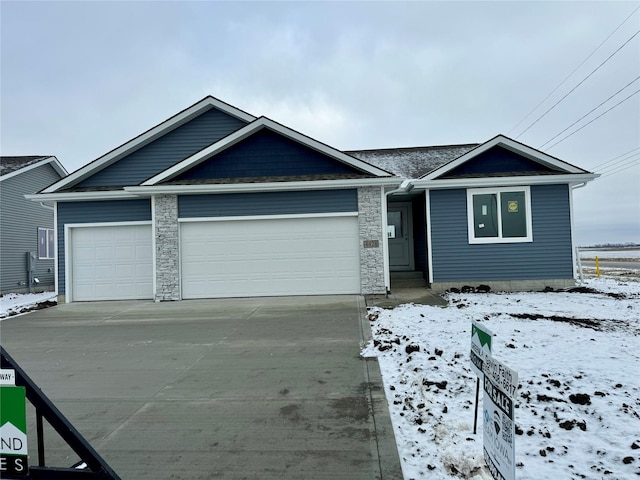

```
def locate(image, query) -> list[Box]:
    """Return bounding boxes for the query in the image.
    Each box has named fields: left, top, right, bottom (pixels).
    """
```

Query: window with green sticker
left=467, top=187, right=532, bottom=243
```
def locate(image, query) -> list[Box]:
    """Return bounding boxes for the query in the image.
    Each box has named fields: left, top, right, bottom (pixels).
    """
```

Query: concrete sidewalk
left=0, top=296, right=402, bottom=479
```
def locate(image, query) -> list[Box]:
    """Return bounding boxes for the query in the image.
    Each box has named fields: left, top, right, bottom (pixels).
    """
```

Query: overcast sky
left=2, top=1, right=638, bottom=246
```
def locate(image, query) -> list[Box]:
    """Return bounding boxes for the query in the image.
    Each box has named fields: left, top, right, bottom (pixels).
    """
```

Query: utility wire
left=595, top=151, right=640, bottom=173
left=539, top=76, right=640, bottom=148
left=508, top=5, right=640, bottom=136
left=516, top=29, right=640, bottom=139
left=545, top=89, right=640, bottom=150
left=592, top=146, right=640, bottom=170
left=600, top=158, right=640, bottom=179
left=598, top=153, right=640, bottom=174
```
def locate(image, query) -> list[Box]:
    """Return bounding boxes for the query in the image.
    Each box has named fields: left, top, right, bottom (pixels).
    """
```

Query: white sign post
left=483, top=354, right=518, bottom=480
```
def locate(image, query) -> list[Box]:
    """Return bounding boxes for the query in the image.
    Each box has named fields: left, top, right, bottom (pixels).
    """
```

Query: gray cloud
left=1, top=1, right=638, bottom=245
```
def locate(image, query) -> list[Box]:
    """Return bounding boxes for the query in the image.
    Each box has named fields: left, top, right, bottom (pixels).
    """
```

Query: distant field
left=579, top=247, right=640, bottom=260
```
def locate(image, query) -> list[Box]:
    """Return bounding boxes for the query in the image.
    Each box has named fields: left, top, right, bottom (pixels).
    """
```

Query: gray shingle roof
left=0, top=156, right=51, bottom=176
left=346, top=144, right=479, bottom=179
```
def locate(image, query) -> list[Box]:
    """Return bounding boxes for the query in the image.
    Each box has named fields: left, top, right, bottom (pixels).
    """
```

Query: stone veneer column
left=154, top=194, right=180, bottom=301
left=358, top=186, right=387, bottom=294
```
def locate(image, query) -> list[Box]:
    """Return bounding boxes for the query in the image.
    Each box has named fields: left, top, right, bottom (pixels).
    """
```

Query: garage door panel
left=71, top=224, right=153, bottom=301
left=181, top=217, right=360, bottom=298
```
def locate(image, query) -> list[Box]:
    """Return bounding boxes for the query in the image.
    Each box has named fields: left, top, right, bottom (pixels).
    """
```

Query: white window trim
left=466, top=186, right=533, bottom=244
left=38, top=227, right=55, bottom=259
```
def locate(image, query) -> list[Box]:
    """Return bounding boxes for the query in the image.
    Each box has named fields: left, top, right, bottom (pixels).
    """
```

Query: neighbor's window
left=38, top=228, right=55, bottom=259
left=467, top=187, right=532, bottom=244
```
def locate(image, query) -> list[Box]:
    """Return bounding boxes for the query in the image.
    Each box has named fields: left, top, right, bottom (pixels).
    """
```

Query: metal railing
left=0, top=346, right=121, bottom=480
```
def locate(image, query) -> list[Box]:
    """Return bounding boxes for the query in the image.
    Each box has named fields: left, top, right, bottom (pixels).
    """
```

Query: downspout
left=569, top=183, right=588, bottom=284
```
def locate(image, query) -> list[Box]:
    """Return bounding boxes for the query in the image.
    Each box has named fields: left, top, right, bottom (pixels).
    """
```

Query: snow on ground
left=363, top=277, right=640, bottom=480
left=0, top=291, right=56, bottom=319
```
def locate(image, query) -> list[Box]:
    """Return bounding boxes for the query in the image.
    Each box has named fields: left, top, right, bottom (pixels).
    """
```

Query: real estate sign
left=0, top=370, right=29, bottom=476
left=470, top=320, right=493, bottom=378
left=483, top=354, right=518, bottom=480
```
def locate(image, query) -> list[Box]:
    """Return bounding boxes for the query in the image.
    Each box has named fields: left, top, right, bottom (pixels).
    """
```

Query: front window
left=467, top=187, right=532, bottom=244
left=38, top=228, right=55, bottom=259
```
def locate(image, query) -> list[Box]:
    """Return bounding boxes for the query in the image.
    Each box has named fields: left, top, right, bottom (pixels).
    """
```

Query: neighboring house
left=30, top=97, right=597, bottom=303
left=1, top=156, right=68, bottom=294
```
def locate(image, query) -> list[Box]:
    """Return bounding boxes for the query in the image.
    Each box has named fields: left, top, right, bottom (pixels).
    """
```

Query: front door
left=387, top=203, right=414, bottom=271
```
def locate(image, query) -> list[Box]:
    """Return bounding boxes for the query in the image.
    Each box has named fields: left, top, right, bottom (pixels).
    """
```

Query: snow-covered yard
left=0, top=291, right=56, bottom=319
left=363, top=277, right=640, bottom=480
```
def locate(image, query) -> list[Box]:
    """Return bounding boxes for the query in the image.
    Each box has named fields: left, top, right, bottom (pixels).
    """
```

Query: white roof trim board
left=129, top=177, right=402, bottom=194
left=143, top=117, right=393, bottom=185
left=25, top=190, right=143, bottom=202
left=408, top=173, right=599, bottom=190
left=26, top=177, right=402, bottom=202
left=420, top=135, right=588, bottom=181
left=42, top=96, right=256, bottom=193
left=1, top=156, right=68, bottom=182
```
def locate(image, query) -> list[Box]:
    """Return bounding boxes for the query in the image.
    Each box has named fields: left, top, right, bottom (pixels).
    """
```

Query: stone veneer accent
left=358, top=186, right=387, bottom=294
left=154, top=194, right=180, bottom=301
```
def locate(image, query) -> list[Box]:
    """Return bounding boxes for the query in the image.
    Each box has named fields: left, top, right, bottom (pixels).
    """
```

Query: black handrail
left=0, top=346, right=121, bottom=480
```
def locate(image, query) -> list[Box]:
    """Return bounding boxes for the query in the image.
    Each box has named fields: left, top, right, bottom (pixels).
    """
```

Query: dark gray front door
left=387, top=203, right=414, bottom=271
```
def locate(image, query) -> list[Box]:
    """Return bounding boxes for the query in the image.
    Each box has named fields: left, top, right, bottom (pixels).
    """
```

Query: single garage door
left=180, top=216, right=361, bottom=298
left=70, top=224, right=153, bottom=301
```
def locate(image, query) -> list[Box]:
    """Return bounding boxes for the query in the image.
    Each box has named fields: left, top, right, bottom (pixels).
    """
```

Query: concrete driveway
left=0, top=295, right=402, bottom=479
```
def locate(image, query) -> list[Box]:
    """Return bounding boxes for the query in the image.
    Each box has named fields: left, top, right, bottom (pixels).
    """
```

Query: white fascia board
left=409, top=173, right=599, bottom=190
left=0, top=156, right=68, bottom=182
left=127, top=177, right=403, bottom=195
left=41, top=97, right=256, bottom=193
left=143, top=117, right=393, bottom=186
left=421, top=135, right=588, bottom=181
left=25, top=190, right=141, bottom=202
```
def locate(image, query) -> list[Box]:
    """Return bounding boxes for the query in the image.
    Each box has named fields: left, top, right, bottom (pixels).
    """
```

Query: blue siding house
left=1, top=156, right=67, bottom=294
left=31, top=97, right=597, bottom=302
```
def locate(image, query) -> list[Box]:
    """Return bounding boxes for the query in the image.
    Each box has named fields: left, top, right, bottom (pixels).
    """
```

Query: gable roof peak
left=1, top=155, right=68, bottom=183
left=42, top=95, right=257, bottom=193
left=420, top=133, right=591, bottom=180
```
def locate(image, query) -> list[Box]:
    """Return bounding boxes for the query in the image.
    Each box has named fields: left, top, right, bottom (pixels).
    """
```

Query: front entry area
left=387, top=203, right=414, bottom=271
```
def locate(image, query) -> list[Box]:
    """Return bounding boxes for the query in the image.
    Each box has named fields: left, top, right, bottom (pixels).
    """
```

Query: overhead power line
left=508, top=5, right=640, bottom=136
left=539, top=76, right=640, bottom=148
left=592, top=146, right=640, bottom=170
left=595, top=151, right=640, bottom=173
left=544, top=89, right=640, bottom=150
left=600, top=157, right=640, bottom=179
left=599, top=152, right=640, bottom=174
left=516, top=29, right=640, bottom=140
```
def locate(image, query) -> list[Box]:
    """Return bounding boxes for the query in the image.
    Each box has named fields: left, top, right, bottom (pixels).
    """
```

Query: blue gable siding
left=430, top=184, right=573, bottom=282
left=175, top=128, right=361, bottom=180
left=75, top=108, right=247, bottom=188
left=57, top=199, right=152, bottom=295
left=179, top=189, right=357, bottom=217
left=441, top=146, right=560, bottom=178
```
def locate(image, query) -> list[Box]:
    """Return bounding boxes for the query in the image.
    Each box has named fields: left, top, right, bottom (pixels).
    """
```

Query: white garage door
left=180, top=216, right=360, bottom=298
left=70, top=224, right=153, bottom=301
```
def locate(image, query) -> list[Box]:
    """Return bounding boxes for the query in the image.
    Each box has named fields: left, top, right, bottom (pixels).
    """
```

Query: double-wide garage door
left=180, top=216, right=361, bottom=298
left=70, top=224, right=153, bottom=301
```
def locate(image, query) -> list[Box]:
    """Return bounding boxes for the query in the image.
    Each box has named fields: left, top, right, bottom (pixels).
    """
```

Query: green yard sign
left=470, top=320, right=493, bottom=378
left=0, top=383, right=29, bottom=476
